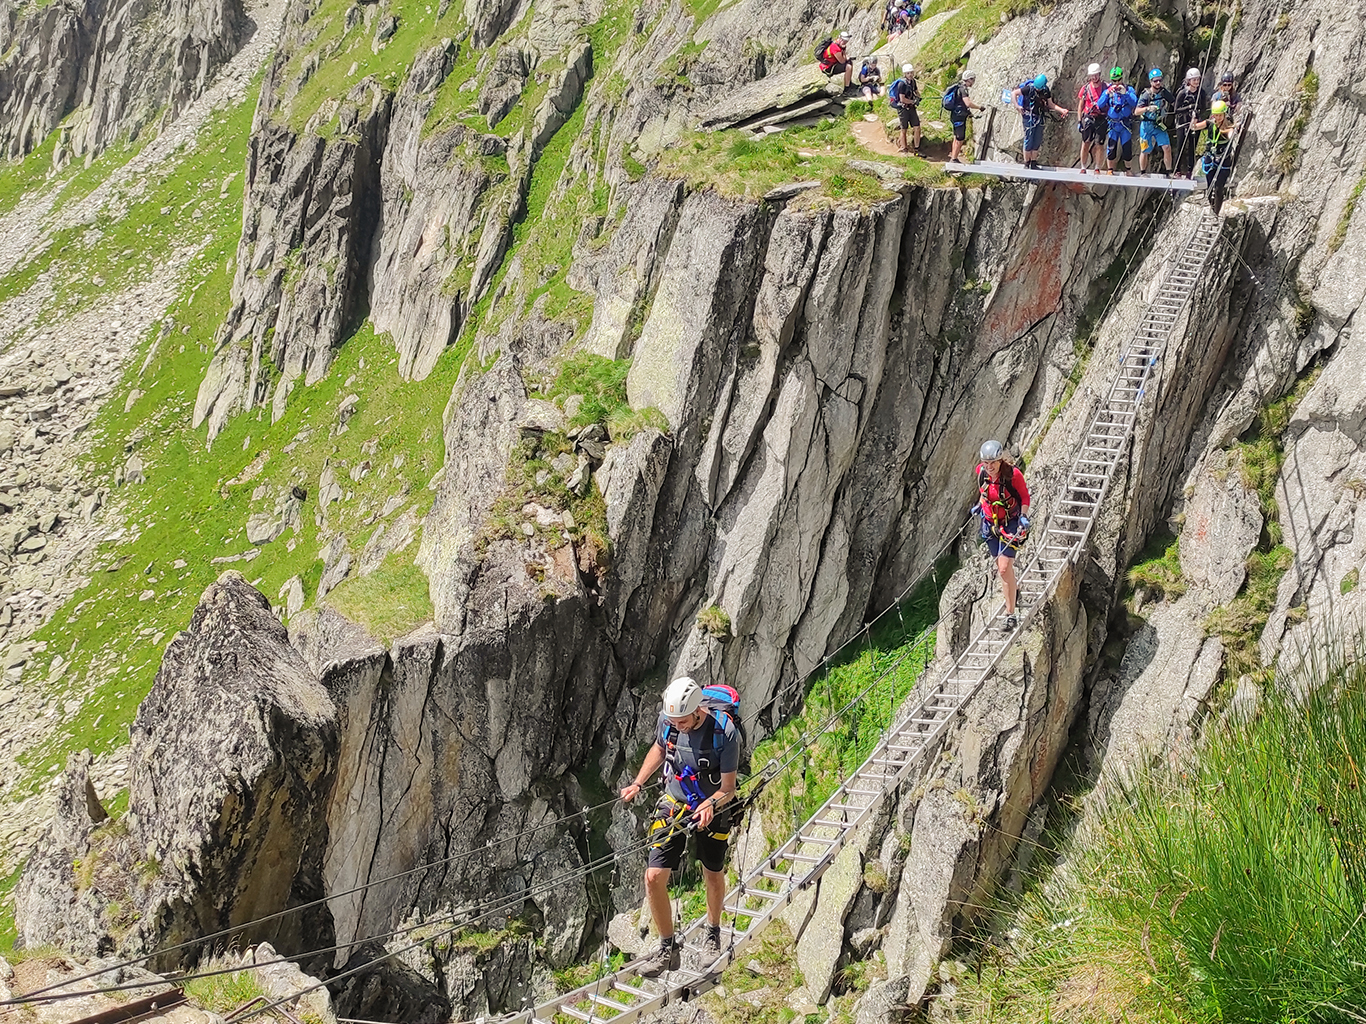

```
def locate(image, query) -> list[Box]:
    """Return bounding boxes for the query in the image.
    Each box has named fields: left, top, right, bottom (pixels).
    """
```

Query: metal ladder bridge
left=513, top=213, right=1222, bottom=1024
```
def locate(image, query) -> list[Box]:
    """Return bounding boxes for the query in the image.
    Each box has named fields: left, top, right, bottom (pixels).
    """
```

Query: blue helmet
left=1149, top=67, right=1164, bottom=81
left=1033, top=73, right=1048, bottom=89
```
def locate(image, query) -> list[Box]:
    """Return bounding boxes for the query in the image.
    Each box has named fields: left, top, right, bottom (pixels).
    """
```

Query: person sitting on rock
left=1136, top=67, right=1176, bottom=174
left=975, top=440, right=1031, bottom=631
left=1212, top=70, right=1243, bottom=116
left=1076, top=63, right=1106, bottom=172
left=1011, top=73, right=1069, bottom=169
left=621, top=676, right=739, bottom=977
left=1096, top=66, right=1139, bottom=174
left=817, top=32, right=855, bottom=90
left=1172, top=68, right=1210, bottom=178
left=945, top=69, right=984, bottom=163
left=859, top=57, right=885, bottom=101
left=889, top=63, right=922, bottom=153
left=1191, top=100, right=1237, bottom=214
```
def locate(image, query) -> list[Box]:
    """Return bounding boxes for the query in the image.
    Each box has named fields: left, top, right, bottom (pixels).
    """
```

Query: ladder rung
left=844, top=786, right=883, bottom=796
left=827, top=802, right=864, bottom=813
left=797, top=833, right=840, bottom=845
left=556, top=1006, right=596, bottom=1022
left=588, top=993, right=634, bottom=1013
left=760, top=869, right=794, bottom=882
left=1051, top=528, right=1087, bottom=537
left=810, top=817, right=851, bottom=829
left=739, top=887, right=784, bottom=900
left=613, top=981, right=657, bottom=999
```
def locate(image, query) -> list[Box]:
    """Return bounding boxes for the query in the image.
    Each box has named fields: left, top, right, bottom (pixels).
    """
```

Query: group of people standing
left=1016, top=63, right=1243, bottom=209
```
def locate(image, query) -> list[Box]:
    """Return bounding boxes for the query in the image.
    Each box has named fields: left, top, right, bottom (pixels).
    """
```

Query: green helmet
left=1109, top=66, right=1124, bottom=82
left=1211, top=99, right=1229, bottom=115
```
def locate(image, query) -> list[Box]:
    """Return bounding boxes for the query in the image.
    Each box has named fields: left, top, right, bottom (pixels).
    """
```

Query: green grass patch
left=325, top=552, right=435, bottom=641
left=0, top=861, right=23, bottom=953
left=1275, top=68, right=1319, bottom=175
left=182, top=959, right=269, bottom=1014
left=911, top=0, right=1038, bottom=80
left=1125, top=528, right=1185, bottom=603
left=951, top=643, right=1366, bottom=1023
left=1203, top=544, right=1292, bottom=678
left=701, top=921, right=805, bottom=1024
left=281, top=0, right=461, bottom=134
left=1329, top=170, right=1366, bottom=254
left=656, top=119, right=943, bottom=204
left=750, top=558, right=952, bottom=837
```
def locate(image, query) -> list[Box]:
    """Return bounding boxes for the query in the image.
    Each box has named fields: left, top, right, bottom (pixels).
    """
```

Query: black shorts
left=648, top=806, right=731, bottom=873
left=1106, top=136, right=1133, bottom=162
left=897, top=105, right=920, bottom=128
left=952, top=118, right=967, bottom=141
left=1079, top=116, right=1105, bottom=143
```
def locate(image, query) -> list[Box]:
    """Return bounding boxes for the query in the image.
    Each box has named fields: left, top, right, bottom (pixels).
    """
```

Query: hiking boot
left=702, top=925, right=722, bottom=958
left=638, top=938, right=680, bottom=978
left=1003, top=614, right=1018, bottom=631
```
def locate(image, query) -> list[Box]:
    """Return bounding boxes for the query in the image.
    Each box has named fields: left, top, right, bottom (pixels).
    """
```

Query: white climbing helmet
left=1185, top=67, right=1201, bottom=81
left=663, top=676, right=703, bottom=718
left=1087, top=62, right=1101, bottom=75
left=962, top=69, right=977, bottom=82
left=902, top=62, right=914, bottom=73
left=980, top=439, right=1004, bottom=461
left=839, top=30, right=852, bottom=40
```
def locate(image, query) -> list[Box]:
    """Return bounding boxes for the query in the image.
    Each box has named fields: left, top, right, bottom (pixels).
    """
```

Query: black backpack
left=815, top=37, right=832, bottom=63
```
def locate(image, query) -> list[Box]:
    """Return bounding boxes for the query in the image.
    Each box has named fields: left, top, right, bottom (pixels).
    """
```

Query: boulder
left=15, top=573, right=339, bottom=961
left=1179, top=448, right=1263, bottom=606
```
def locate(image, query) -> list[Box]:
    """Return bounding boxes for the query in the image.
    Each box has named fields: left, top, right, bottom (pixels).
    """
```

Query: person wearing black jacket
left=1172, top=68, right=1210, bottom=178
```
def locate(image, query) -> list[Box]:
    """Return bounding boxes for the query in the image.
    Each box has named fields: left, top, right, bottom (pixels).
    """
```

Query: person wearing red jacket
left=975, top=440, right=1031, bottom=630
left=1076, top=63, right=1106, bottom=172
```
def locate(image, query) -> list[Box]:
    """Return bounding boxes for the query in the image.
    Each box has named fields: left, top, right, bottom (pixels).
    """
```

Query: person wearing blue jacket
left=1096, top=66, right=1139, bottom=174
left=1011, top=73, right=1070, bottom=169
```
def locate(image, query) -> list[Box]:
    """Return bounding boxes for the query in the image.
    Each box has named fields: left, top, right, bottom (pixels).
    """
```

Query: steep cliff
left=0, top=0, right=246, bottom=162
left=3, top=0, right=1366, bottom=1008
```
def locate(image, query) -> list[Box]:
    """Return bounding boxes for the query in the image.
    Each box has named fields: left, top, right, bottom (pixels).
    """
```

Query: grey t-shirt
left=656, top=710, right=740, bottom=803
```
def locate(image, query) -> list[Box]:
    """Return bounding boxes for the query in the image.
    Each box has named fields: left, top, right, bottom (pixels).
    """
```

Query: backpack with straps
left=662, top=683, right=748, bottom=782
left=942, top=82, right=961, bottom=111
left=815, top=37, right=832, bottom=64
left=977, top=463, right=1022, bottom=523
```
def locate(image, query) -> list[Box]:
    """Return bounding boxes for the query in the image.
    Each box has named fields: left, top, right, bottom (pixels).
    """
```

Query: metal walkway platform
left=511, top=214, right=1223, bottom=1024
left=945, top=159, right=1199, bottom=191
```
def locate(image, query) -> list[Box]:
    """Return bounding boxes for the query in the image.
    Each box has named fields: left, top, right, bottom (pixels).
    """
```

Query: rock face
left=14, top=572, right=338, bottom=962
left=367, top=45, right=514, bottom=382
left=194, top=74, right=391, bottom=437
left=0, top=0, right=245, bottom=161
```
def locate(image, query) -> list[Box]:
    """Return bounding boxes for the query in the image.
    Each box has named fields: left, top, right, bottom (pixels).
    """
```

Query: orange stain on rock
left=978, top=188, right=1071, bottom=357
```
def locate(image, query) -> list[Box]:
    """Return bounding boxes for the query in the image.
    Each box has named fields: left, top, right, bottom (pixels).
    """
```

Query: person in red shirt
left=975, top=440, right=1031, bottom=630
left=1076, top=63, right=1106, bottom=172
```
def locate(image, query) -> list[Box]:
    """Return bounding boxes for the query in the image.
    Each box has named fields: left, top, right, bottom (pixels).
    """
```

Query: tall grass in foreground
left=959, top=638, right=1366, bottom=1023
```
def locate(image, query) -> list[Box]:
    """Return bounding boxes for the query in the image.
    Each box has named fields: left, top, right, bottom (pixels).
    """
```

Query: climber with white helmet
left=816, top=31, right=856, bottom=89
left=1076, top=63, right=1106, bottom=172
left=944, top=69, right=984, bottom=162
left=1172, top=67, right=1210, bottom=178
left=889, top=62, right=923, bottom=153
left=621, top=675, right=741, bottom=976
left=1011, top=72, right=1070, bottom=169
left=975, top=440, right=1031, bottom=631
